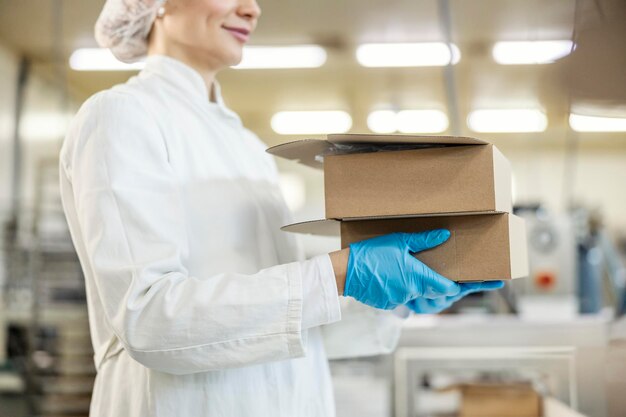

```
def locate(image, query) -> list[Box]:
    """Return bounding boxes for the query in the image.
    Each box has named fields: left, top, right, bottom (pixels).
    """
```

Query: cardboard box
left=267, top=134, right=512, bottom=219
left=439, top=384, right=586, bottom=417
left=283, top=212, right=528, bottom=282
left=270, top=134, right=527, bottom=282
left=325, top=143, right=512, bottom=218
left=455, top=383, right=542, bottom=417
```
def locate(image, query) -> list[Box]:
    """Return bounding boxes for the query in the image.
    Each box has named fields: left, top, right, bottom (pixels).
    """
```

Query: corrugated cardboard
left=266, top=134, right=512, bottom=218
left=325, top=144, right=512, bottom=218
left=439, top=385, right=586, bottom=417
left=282, top=212, right=528, bottom=282
left=455, top=383, right=542, bottom=417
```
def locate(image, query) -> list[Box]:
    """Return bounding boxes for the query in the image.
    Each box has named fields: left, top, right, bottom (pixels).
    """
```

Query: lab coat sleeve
left=321, top=296, right=409, bottom=360
left=61, top=91, right=341, bottom=375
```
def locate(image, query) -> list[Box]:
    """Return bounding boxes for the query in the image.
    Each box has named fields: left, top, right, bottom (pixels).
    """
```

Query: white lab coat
left=59, top=54, right=405, bottom=417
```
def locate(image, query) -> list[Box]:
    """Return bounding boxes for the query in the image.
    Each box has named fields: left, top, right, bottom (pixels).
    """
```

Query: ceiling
left=0, top=0, right=624, bottom=149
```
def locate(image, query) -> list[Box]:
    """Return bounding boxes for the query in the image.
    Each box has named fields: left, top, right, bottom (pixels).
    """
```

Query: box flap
left=267, top=134, right=488, bottom=169
left=265, top=139, right=329, bottom=169
left=282, top=212, right=507, bottom=235
left=281, top=219, right=340, bottom=237
left=282, top=212, right=506, bottom=235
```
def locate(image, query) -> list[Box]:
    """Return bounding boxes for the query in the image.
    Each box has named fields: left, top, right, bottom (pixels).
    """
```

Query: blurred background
left=0, top=0, right=625, bottom=416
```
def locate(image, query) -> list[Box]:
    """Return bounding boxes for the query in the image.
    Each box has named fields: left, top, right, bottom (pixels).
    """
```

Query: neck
left=148, top=38, right=220, bottom=102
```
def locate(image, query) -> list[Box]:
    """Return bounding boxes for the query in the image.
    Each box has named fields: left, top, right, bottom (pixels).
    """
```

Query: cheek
left=166, top=0, right=243, bottom=62
left=166, top=14, right=216, bottom=47
left=185, top=0, right=236, bottom=40
left=199, top=0, right=235, bottom=20
left=169, top=0, right=232, bottom=35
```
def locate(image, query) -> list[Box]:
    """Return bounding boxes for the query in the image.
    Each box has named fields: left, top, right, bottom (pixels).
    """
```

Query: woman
left=59, top=0, right=502, bottom=415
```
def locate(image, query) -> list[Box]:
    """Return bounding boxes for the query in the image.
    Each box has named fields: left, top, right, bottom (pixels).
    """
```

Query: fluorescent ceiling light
left=271, top=111, right=352, bottom=135
left=467, top=109, right=548, bottom=133
left=367, top=110, right=397, bottom=133
left=492, top=41, right=574, bottom=65
left=569, top=114, right=626, bottom=132
left=69, top=48, right=144, bottom=71
left=356, top=42, right=461, bottom=67
left=367, top=110, right=449, bottom=133
left=234, top=45, right=327, bottom=69
left=71, top=45, right=326, bottom=71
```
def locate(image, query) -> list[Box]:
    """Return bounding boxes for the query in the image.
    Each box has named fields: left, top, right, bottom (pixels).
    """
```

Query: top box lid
left=266, top=134, right=489, bottom=169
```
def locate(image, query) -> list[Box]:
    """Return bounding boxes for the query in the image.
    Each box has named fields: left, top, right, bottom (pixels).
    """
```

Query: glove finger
left=403, top=229, right=450, bottom=253
left=432, top=291, right=474, bottom=310
left=429, top=297, right=449, bottom=309
left=406, top=298, right=424, bottom=313
left=442, top=291, right=465, bottom=303
left=407, top=297, right=445, bottom=314
left=444, top=281, right=504, bottom=305
left=438, top=282, right=502, bottom=305
left=413, top=262, right=461, bottom=298
left=459, top=281, right=504, bottom=294
left=476, top=280, right=505, bottom=291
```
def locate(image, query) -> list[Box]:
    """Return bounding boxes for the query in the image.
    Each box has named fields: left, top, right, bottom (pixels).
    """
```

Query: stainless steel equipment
left=394, top=314, right=610, bottom=417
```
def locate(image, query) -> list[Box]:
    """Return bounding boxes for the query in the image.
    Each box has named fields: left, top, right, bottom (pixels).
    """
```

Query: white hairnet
left=95, top=0, right=167, bottom=63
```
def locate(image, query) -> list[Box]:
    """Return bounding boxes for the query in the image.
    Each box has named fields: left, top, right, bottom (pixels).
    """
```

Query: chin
left=225, top=51, right=244, bottom=67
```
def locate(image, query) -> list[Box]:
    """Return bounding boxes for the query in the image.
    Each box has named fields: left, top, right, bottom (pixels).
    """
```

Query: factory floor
left=0, top=394, right=29, bottom=417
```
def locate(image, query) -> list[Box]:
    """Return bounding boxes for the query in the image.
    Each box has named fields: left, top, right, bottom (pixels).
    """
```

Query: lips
left=223, top=26, right=250, bottom=36
left=223, top=25, right=251, bottom=43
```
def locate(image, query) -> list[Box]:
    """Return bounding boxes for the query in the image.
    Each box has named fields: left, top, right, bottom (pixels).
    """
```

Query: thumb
left=403, top=229, right=451, bottom=253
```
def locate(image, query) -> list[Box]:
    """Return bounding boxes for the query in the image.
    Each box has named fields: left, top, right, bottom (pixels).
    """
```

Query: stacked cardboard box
left=267, top=133, right=528, bottom=282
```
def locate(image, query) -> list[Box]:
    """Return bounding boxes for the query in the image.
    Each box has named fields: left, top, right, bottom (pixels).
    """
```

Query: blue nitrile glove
left=344, top=230, right=461, bottom=310
left=406, top=281, right=505, bottom=314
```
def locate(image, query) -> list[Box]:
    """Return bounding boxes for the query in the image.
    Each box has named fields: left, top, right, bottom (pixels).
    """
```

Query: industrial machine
left=510, top=205, right=625, bottom=318
left=513, top=207, right=580, bottom=319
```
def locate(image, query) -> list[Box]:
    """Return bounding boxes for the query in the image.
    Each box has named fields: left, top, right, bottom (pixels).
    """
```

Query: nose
left=238, top=0, right=261, bottom=25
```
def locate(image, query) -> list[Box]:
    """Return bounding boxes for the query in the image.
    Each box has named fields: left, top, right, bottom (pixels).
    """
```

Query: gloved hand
left=344, top=229, right=461, bottom=310
left=406, top=281, right=504, bottom=314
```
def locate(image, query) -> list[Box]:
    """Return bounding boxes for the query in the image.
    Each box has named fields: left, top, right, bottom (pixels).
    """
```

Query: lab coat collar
left=142, top=54, right=229, bottom=111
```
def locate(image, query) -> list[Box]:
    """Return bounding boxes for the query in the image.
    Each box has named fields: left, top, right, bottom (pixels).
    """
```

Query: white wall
left=508, top=147, right=626, bottom=235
